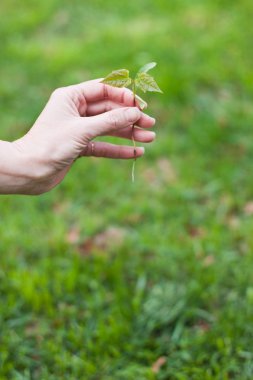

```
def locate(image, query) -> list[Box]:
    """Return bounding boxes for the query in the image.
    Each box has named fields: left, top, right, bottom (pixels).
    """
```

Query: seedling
left=101, top=62, right=162, bottom=182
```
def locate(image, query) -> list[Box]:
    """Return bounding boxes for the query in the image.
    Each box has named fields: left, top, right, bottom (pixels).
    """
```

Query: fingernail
left=126, top=107, right=141, bottom=122
left=150, top=131, right=156, bottom=137
left=139, top=147, right=145, bottom=154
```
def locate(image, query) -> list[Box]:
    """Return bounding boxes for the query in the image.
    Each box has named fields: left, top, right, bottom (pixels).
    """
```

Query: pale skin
left=0, top=79, right=156, bottom=195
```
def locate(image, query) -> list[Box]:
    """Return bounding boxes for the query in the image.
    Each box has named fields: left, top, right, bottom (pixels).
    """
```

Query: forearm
left=0, top=140, right=31, bottom=194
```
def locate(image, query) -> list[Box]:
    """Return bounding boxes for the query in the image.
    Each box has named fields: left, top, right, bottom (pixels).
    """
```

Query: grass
left=1, top=0, right=253, bottom=378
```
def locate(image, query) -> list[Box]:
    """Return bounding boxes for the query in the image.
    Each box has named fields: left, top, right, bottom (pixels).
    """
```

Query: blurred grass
left=1, top=0, right=253, bottom=379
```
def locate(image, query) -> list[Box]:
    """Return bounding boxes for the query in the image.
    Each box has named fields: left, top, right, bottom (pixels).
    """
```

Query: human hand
left=6, top=79, right=155, bottom=195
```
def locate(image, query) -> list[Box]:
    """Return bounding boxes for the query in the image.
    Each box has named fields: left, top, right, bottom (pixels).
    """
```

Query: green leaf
left=138, top=62, right=157, bottom=74
left=135, top=72, right=163, bottom=93
left=135, top=94, right=148, bottom=110
left=101, top=69, right=132, bottom=88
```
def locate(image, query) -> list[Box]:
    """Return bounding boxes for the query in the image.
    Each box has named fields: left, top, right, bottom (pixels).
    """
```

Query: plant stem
left=131, top=81, right=137, bottom=183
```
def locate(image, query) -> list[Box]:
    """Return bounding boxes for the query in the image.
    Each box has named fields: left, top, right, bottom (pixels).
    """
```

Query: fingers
left=110, top=126, right=156, bottom=143
left=50, top=81, right=137, bottom=117
left=86, top=99, right=148, bottom=116
left=70, top=80, right=135, bottom=106
left=86, top=100, right=121, bottom=116
left=79, top=107, right=142, bottom=139
left=79, top=100, right=156, bottom=148
left=136, top=113, right=156, bottom=129
left=86, top=100, right=155, bottom=128
left=80, top=141, right=145, bottom=159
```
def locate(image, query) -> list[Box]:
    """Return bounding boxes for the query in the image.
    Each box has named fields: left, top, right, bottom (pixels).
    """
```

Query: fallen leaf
left=244, top=202, right=253, bottom=215
left=53, top=200, right=70, bottom=215
left=226, top=215, right=240, bottom=229
left=202, top=255, right=215, bottom=267
left=195, top=320, right=211, bottom=333
left=152, top=356, right=167, bottom=373
left=67, top=226, right=80, bottom=244
left=157, top=158, right=177, bottom=183
left=141, top=158, right=177, bottom=188
left=25, top=322, right=44, bottom=343
left=78, top=226, right=127, bottom=255
left=187, top=226, right=205, bottom=238
left=142, top=167, right=157, bottom=183
left=25, top=322, right=40, bottom=337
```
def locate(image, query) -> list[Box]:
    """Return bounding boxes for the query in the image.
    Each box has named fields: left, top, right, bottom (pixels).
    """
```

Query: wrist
left=11, top=134, right=58, bottom=195
left=0, top=139, right=37, bottom=195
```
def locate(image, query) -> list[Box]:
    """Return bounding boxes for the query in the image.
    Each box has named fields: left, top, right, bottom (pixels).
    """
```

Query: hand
left=2, top=79, right=156, bottom=195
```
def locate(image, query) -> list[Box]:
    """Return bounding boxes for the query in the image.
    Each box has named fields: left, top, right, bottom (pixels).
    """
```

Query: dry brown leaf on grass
left=151, top=356, right=167, bottom=374
left=141, top=157, right=177, bottom=187
left=67, top=226, right=80, bottom=244
left=226, top=215, right=240, bottom=229
left=78, top=226, right=127, bottom=256
left=52, top=201, right=70, bottom=215
left=243, top=201, right=253, bottom=216
left=25, top=322, right=40, bottom=338
left=202, top=255, right=215, bottom=267
left=187, top=225, right=206, bottom=238
left=157, top=158, right=177, bottom=182
left=195, top=320, right=211, bottom=333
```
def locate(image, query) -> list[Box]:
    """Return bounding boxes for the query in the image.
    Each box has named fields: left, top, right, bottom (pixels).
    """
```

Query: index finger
left=73, top=80, right=135, bottom=106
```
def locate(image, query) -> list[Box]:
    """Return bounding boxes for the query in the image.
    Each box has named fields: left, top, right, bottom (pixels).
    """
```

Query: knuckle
left=123, top=108, right=135, bottom=124
left=124, top=88, right=135, bottom=105
left=105, top=101, right=111, bottom=113
left=129, top=90, right=135, bottom=105
left=107, top=113, right=120, bottom=129
left=51, top=87, right=66, bottom=98
left=102, top=83, right=109, bottom=99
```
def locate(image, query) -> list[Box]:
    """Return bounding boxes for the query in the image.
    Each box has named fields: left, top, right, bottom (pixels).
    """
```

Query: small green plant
left=101, top=62, right=162, bottom=182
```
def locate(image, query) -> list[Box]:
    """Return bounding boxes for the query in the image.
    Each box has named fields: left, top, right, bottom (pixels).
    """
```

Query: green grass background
left=1, top=0, right=253, bottom=379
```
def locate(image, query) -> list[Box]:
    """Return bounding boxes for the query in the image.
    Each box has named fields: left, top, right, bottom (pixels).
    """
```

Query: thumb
left=80, top=107, right=141, bottom=138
